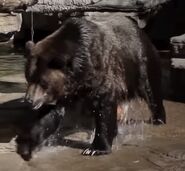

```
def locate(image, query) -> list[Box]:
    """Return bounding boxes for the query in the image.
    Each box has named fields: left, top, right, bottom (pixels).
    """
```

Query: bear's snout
left=25, top=84, right=48, bottom=110
left=32, top=99, right=44, bottom=110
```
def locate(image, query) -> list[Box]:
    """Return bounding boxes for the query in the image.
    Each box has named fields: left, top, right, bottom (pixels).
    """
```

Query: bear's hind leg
left=82, top=95, right=117, bottom=156
left=143, top=81, right=166, bottom=125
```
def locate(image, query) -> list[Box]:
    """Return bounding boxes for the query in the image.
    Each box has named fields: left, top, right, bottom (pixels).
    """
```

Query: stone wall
left=0, top=13, right=22, bottom=42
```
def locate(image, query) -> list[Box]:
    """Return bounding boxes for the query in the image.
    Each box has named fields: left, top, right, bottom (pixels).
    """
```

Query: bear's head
left=24, top=39, right=67, bottom=110
left=24, top=18, right=92, bottom=109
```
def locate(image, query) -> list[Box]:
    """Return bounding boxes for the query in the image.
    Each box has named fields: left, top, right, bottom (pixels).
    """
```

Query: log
left=0, top=0, right=38, bottom=12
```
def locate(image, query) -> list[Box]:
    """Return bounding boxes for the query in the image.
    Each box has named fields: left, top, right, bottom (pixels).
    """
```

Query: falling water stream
left=31, top=11, right=34, bottom=42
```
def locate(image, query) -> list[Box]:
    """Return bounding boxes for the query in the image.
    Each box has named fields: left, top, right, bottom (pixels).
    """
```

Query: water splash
left=32, top=146, right=68, bottom=160
left=114, top=98, right=149, bottom=150
left=29, top=98, right=150, bottom=155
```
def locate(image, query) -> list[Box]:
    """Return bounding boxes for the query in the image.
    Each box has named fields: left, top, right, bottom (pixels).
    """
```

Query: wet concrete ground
left=0, top=52, right=184, bottom=171
left=0, top=92, right=185, bottom=171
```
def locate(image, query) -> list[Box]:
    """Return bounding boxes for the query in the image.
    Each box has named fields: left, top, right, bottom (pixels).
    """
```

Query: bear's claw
left=148, top=118, right=166, bottom=125
left=82, top=148, right=111, bottom=156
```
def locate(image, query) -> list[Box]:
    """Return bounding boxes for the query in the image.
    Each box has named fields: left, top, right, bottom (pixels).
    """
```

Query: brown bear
left=18, top=13, right=166, bottom=159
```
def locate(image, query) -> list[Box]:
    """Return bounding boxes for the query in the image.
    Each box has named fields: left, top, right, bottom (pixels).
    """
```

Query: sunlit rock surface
left=0, top=0, right=37, bottom=12
left=0, top=13, right=22, bottom=42
left=0, top=13, right=22, bottom=34
left=27, top=0, right=171, bottom=12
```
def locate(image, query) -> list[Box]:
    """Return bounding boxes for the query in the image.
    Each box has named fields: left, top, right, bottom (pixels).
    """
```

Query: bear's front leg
left=16, top=106, right=64, bottom=160
left=82, top=95, right=117, bottom=156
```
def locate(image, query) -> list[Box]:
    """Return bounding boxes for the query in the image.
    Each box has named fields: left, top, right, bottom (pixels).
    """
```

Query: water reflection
left=0, top=81, right=25, bottom=93
left=0, top=54, right=25, bottom=77
left=0, top=45, right=25, bottom=92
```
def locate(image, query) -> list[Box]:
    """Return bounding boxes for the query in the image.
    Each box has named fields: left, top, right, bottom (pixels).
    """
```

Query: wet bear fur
left=17, top=13, right=166, bottom=160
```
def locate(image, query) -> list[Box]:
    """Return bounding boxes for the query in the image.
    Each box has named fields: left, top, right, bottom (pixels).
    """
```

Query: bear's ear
left=25, top=41, right=35, bottom=56
left=25, top=41, right=35, bottom=50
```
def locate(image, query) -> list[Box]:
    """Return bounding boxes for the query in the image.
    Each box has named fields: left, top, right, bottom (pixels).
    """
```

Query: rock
left=27, top=0, right=171, bottom=13
left=170, top=34, right=185, bottom=59
left=0, top=0, right=38, bottom=12
left=0, top=93, right=24, bottom=104
left=0, top=13, right=22, bottom=42
left=170, top=34, right=185, bottom=44
left=0, top=0, right=37, bottom=42
left=171, top=58, right=185, bottom=69
left=0, top=74, right=25, bottom=83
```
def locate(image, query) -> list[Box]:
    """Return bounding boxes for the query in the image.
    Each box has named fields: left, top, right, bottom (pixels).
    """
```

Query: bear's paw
left=82, top=148, right=111, bottom=156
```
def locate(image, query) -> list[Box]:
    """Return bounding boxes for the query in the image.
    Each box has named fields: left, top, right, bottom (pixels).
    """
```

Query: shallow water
left=0, top=44, right=24, bottom=76
left=0, top=45, right=26, bottom=93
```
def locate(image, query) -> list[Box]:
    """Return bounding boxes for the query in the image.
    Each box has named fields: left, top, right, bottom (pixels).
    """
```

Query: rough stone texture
left=0, top=13, right=22, bottom=42
left=27, top=0, right=107, bottom=13
left=0, top=0, right=171, bottom=13
left=170, top=34, right=185, bottom=101
left=94, top=0, right=171, bottom=8
left=0, top=13, right=22, bottom=34
left=171, top=58, right=185, bottom=69
left=27, top=0, right=171, bottom=13
left=0, top=0, right=37, bottom=12
left=170, top=34, right=185, bottom=59
left=170, top=34, right=185, bottom=44
left=0, top=74, right=25, bottom=83
left=0, top=0, right=36, bottom=42
left=0, top=93, right=24, bottom=104
left=0, top=0, right=172, bottom=43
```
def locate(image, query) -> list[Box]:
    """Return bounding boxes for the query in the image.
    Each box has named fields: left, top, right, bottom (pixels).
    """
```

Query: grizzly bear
left=18, top=13, right=166, bottom=159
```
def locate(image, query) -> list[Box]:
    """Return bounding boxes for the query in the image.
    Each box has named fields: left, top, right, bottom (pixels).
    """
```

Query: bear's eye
left=48, top=59, right=64, bottom=69
left=40, top=80, right=48, bottom=89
